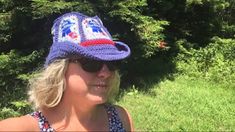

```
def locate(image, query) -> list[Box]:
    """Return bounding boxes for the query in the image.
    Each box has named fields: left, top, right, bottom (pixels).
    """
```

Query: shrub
left=0, top=50, right=45, bottom=118
left=175, top=37, right=235, bottom=88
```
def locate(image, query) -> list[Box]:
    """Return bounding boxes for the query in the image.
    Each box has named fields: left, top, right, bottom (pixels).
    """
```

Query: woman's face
left=64, top=59, right=115, bottom=105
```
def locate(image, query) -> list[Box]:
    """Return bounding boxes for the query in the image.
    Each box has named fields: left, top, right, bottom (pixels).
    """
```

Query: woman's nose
left=97, top=64, right=112, bottom=79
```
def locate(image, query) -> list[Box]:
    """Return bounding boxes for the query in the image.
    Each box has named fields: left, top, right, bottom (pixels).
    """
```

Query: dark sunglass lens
left=73, top=59, right=120, bottom=72
left=81, top=60, right=103, bottom=72
left=106, top=62, right=119, bottom=71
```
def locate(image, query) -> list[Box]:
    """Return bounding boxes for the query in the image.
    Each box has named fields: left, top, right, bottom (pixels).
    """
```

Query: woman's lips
left=89, top=81, right=109, bottom=92
left=92, top=84, right=107, bottom=89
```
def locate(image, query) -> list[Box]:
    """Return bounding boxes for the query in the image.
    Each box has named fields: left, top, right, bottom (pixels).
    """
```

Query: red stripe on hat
left=80, top=39, right=115, bottom=46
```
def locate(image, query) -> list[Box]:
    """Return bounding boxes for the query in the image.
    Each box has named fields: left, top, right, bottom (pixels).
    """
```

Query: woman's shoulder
left=113, top=105, right=134, bottom=131
left=0, top=114, right=39, bottom=131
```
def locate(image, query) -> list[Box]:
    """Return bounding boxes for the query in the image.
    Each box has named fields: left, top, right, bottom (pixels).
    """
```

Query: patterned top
left=30, top=104, right=126, bottom=132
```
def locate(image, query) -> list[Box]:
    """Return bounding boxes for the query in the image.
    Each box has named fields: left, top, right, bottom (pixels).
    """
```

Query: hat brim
left=45, top=41, right=131, bottom=65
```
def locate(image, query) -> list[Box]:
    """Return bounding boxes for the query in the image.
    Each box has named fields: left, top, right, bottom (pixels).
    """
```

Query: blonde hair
left=28, top=59, right=69, bottom=109
left=107, top=70, right=120, bottom=103
left=28, top=59, right=120, bottom=110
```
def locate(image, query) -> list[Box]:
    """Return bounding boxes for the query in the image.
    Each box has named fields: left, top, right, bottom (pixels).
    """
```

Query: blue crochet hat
left=45, top=12, right=131, bottom=66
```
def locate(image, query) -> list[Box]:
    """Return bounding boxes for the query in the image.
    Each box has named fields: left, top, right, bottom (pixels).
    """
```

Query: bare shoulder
left=0, top=115, right=38, bottom=131
left=114, top=105, right=134, bottom=131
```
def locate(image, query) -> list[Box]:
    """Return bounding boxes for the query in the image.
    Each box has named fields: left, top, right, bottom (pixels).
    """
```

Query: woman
left=0, top=12, right=134, bottom=131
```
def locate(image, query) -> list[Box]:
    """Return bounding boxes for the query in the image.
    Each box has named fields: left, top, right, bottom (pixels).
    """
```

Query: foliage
left=175, top=37, right=235, bottom=88
left=0, top=107, right=20, bottom=120
left=0, top=50, right=43, bottom=118
left=185, top=0, right=235, bottom=39
left=0, top=50, right=44, bottom=110
left=0, top=12, right=12, bottom=47
left=148, top=0, right=235, bottom=48
left=108, top=0, right=169, bottom=58
left=31, top=0, right=95, bottom=19
left=0, top=101, right=31, bottom=120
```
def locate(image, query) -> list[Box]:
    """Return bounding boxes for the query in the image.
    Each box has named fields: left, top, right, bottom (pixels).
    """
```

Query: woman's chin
left=87, top=94, right=108, bottom=104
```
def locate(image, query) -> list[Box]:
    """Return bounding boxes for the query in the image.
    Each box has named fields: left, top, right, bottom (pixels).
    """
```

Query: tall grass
left=118, top=76, right=235, bottom=131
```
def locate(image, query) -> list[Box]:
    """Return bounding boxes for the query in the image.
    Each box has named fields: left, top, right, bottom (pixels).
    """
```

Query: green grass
left=117, top=76, right=235, bottom=131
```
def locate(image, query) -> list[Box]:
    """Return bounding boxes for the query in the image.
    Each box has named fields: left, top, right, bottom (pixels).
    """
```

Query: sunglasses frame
left=69, top=58, right=120, bottom=73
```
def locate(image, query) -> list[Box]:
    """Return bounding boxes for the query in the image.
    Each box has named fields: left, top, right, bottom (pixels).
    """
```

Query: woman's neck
left=41, top=99, right=105, bottom=131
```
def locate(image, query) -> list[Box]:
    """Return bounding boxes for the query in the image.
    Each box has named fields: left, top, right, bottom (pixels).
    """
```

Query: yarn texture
left=45, top=12, right=131, bottom=66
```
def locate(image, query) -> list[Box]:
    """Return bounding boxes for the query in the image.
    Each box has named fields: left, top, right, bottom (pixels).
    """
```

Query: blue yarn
left=45, top=12, right=131, bottom=66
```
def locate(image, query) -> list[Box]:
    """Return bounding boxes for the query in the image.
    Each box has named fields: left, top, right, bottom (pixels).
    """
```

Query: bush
left=175, top=37, right=235, bottom=88
left=0, top=101, right=31, bottom=120
left=0, top=50, right=45, bottom=118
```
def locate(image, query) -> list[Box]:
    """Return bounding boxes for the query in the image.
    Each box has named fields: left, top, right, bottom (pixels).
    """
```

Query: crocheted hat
left=45, top=12, right=131, bottom=66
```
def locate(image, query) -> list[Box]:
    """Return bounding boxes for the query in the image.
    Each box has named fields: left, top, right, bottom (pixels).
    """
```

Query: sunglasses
left=69, top=59, right=120, bottom=73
